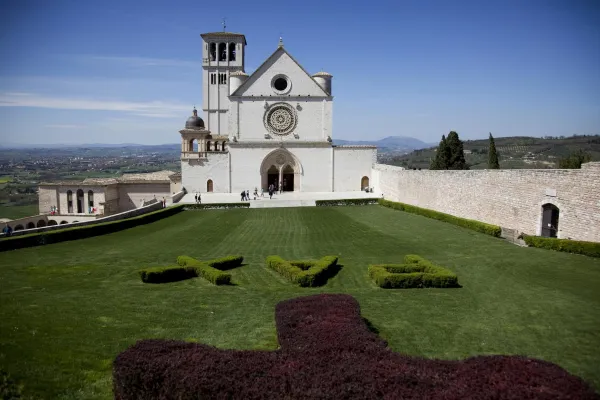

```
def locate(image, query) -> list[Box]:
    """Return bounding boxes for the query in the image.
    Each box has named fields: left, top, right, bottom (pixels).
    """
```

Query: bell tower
left=200, top=28, right=247, bottom=136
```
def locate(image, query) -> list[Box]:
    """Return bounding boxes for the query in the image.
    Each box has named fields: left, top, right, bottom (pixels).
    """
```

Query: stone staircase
left=250, top=199, right=316, bottom=208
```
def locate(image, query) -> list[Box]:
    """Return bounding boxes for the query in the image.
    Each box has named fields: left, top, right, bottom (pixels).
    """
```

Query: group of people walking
left=238, top=183, right=285, bottom=201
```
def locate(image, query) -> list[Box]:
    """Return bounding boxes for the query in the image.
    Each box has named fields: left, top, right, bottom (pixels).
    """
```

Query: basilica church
left=179, top=31, right=376, bottom=194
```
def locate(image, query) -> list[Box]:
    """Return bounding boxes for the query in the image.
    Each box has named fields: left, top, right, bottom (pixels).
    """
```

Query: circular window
left=271, top=75, right=291, bottom=94
left=264, top=102, right=297, bottom=136
left=273, top=77, right=287, bottom=91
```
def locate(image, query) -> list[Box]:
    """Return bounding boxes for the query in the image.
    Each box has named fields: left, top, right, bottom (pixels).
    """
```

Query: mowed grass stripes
left=0, top=205, right=599, bottom=399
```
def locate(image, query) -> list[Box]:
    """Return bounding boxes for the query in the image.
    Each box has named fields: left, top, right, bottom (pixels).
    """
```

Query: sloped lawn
left=1, top=206, right=599, bottom=398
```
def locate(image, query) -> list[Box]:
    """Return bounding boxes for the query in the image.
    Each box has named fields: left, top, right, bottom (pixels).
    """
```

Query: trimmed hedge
left=523, top=235, right=600, bottom=258
left=378, top=199, right=502, bottom=237
left=176, top=256, right=234, bottom=285
left=113, top=294, right=598, bottom=399
left=0, top=204, right=185, bottom=252
left=184, top=202, right=249, bottom=210
left=369, top=254, right=459, bottom=288
left=316, top=198, right=379, bottom=207
left=138, top=255, right=243, bottom=285
left=266, top=255, right=339, bottom=287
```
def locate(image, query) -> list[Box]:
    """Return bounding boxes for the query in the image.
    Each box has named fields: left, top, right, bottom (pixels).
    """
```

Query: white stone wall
left=374, top=162, right=600, bottom=242
left=117, top=183, right=171, bottom=211
left=51, top=185, right=108, bottom=215
left=333, top=147, right=377, bottom=192
left=229, top=145, right=332, bottom=193
left=229, top=98, right=331, bottom=142
left=38, top=186, right=57, bottom=214
left=181, top=153, right=230, bottom=193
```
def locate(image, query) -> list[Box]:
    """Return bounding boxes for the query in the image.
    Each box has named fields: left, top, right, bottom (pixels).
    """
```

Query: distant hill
left=334, top=136, right=432, bottom=152
left=383, top=135, right=600, bottom=170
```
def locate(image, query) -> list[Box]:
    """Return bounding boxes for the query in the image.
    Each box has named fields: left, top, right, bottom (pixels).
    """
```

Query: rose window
left=264, top=103, right=297, bottom=136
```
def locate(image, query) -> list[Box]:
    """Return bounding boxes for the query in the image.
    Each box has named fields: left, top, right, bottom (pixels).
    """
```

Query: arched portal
left=27, top=222, right=35, bottom=229
left=76, top=189, right=84, bottom=213
left=361, top=176, right=369, bottom=190
left=14, top=225, right=24, bottom=231
left=207, top=179, right=213, bottom=193
left=541, top=203, right=560, bottom=238
left=282, top=165, right=294, bottom=192
left=60, top=221, right=68, bottom=225
left=48, top=220, right=58, bottom=226
left=37, top=220, right=46, bottom=228
left=267, top=165, right=278, bottom=189
left=260, top=149, right=302, bottom=192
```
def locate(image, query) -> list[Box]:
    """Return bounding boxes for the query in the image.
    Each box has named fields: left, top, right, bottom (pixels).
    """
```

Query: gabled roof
left=230, top=46, right=330, bottom=97
left=200, top=32, right=247, bottom=45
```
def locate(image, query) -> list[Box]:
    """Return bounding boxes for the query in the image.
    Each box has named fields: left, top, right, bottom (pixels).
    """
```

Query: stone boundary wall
left=0, top=201, right=164, bottom=238
left=372, top=162, right=600, bottom=243
left=171, top=190, right=185, bottom=204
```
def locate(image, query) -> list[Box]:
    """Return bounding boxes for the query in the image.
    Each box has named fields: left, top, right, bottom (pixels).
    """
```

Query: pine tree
left=488, top=132, right=500, bottom=169
left=430, top=135, right=450, bottom=169
left=445, top=131, right=468, bottom=170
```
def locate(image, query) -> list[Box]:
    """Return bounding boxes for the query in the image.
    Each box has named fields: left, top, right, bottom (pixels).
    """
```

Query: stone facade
left=181, top=33, right=375, bottom=194
left=372, top=162, right=600, bottom=243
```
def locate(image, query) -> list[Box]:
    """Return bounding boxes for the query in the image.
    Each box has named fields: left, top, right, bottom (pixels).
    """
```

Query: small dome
left=185, top=108, right=205, bottom=129
left=312, top=71, right=333, bottom=77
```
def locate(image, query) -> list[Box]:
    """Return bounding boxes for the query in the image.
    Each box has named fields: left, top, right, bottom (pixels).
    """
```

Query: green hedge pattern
left=183, top=203, right=249, bottom=210
left=266, top=255, right=339, bottom=287
left=378, top=199, right=502, bottom=237
left=316, top=198, right=379, bottom=207
left=0, top=205, right=185, bottom=252
left=138, top=255, right=243, bottom=285
left=523, top=235, right=600, bottom=258
left=369, top=254, right=460, bottom=289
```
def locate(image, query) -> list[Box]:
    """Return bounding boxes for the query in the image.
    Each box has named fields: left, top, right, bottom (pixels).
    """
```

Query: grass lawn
left=0, top=204, right=39, bottom=219
left=1, top=205, right=599, bottom=399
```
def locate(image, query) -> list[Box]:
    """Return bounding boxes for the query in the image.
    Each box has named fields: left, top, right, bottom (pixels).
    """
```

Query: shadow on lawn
left=311, top=263, right=343, bottom=287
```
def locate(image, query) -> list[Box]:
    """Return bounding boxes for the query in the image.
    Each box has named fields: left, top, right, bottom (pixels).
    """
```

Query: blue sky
left=0, top=0, right=598, bottom=145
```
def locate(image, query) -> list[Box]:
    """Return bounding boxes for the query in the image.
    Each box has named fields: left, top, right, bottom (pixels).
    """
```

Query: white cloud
left=0, top=92, right=191, bottom=115
left=44, top=124, right=86, bottom=129
left=85, top=55, right=201, bottom=68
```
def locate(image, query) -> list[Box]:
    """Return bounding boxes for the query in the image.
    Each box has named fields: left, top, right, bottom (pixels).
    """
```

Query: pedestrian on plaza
left=198, top=193, right=201, bottom=204
left=195, top=193, right=198, bottom=203
left=241, top=191, right=246, bottom=201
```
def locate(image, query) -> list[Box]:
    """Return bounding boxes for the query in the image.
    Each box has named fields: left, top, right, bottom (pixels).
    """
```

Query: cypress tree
left=488, top=132, right=500, bottom=169
left=430, top=135, right=450, bottom=170
left=446, top=131, right=467, bottom=170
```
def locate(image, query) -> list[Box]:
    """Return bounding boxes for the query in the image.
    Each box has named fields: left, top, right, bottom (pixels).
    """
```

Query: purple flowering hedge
left=113, top=294, right=598, bottom=399
left=369, top=254, right=460, bottom=288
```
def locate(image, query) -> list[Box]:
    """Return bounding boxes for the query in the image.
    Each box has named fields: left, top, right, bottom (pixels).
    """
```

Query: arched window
left=541, top=204, right=560, bottom=238
left=214, top=142, right=219, bottom=151
left=14, top=224, right=24, bottom=231
left=88, top=190, right=94, bottom=212
left=209, top=43, right=216, bottom=61
left=218, top=43, right=227, bottom=61
left=207, top=179, right=213, bottom=192
left=222, top=141, right=227, bottom=151
left=37, top=220, right=46, bottom=228
left=67, top=190, right=73, bottom=213
left=27, top=222, right=35, bottom=229
left=76, top=189, right=84, bottom=213
left=207, top=141, right=212, bottom=151
left=228, top=43, right=236, bottom=61
left=361, top=176, right=369, bottom=190
left=189, top=139, right=197, bottom=152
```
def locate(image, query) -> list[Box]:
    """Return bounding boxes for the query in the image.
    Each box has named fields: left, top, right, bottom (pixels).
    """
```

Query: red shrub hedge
left=113, top=294, right=598, bottom=399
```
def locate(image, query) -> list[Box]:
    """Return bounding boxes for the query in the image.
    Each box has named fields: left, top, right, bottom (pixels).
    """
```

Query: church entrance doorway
left=541, top=203, right=559, bottom=238
left=267, top=165, right=279, bottom=189
left=361, top=176, right=369, bottom=190
left=283, top=165, right=294, bottom=192
left=207, top=179, right=213, bottom=192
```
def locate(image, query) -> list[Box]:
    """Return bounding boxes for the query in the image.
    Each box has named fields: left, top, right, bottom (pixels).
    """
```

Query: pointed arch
left=207, top=179, right=213, bottom=192
left=260, top=149, right=303, bottom=191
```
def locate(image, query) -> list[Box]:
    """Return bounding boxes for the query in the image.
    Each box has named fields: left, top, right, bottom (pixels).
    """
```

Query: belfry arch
left=260, top=149, right=302, bottom=192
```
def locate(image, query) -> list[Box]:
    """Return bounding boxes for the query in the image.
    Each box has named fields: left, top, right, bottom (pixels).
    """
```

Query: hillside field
left=1, top=206, right=599, bottom=399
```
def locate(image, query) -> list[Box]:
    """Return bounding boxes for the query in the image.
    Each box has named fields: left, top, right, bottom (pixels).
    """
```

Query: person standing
left=194, top=193, right=198, bottom=203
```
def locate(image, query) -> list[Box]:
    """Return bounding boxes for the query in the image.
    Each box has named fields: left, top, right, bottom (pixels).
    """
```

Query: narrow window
left=67, top=190, right=73, bottom=213
left=228, top=43, right=236, bottom=61
left=219, top=43, right=226, bottom=61
left=209, top=43, right=216, bottom=61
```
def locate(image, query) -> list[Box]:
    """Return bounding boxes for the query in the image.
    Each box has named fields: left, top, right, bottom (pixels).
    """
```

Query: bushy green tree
left=488, top=132, right=500, bottom=169
left=430, top=135, right=450, bottom=170
left=558, top=149, right=591, bottom=169
left=445, top=131, right=468, bottom=170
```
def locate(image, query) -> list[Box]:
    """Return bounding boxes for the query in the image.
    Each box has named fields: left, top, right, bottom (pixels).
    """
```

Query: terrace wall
left=372, top=162, right=600, bottom=243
